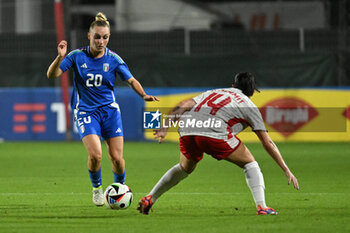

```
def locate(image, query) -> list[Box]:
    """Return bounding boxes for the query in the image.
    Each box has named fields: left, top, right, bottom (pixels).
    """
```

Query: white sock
left=243, top=161, right=267, bottom=208
left=149, top=163, right=189, bottom=203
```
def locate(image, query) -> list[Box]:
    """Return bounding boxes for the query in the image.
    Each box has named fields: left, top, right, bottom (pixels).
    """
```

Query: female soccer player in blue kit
left=47, top=12, right=159, bottom=206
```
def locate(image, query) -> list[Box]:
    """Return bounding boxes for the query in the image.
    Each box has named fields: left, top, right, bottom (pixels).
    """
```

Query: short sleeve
left=59, top=54, right=74, bottom=72
left=116, top=63, right=133, bottom=81
left=244, top=104, right=266, bottom=131
left=193, top=90, right=211, bottom=104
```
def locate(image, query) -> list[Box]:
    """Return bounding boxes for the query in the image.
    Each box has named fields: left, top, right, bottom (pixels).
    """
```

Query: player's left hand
left=143, top=95, right=159, bottom=102
left=153, top=128, right=167, bottom=143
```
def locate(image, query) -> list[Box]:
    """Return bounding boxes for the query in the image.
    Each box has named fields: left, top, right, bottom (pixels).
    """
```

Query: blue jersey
left=60, top=46, right=133, bottom=112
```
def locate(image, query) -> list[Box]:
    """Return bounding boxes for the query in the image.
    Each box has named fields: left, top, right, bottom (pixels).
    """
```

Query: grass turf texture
left=0, top=141, right=349, bottom=233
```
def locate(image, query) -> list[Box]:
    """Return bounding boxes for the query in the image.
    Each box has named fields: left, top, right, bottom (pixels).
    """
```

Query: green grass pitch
left=0, top=141, right=349, bottom=233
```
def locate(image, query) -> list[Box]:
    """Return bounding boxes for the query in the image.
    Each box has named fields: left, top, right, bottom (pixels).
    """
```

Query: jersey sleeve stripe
left=108, top=51, right=125, bottom=64
left=67, top=49, right=83, bottom=57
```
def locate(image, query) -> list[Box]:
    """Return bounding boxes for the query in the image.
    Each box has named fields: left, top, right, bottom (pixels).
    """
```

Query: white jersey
left=178, top=88, right=266, bottom=140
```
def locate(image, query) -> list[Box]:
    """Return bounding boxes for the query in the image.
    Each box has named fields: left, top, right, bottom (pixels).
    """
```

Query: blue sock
left=89, top=168, right=102, bottom=188
left=113, top=169, right=126, bottom=184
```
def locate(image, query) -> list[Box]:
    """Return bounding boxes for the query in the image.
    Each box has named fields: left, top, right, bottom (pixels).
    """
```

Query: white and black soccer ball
left=104, top=183, right=133, bottom=210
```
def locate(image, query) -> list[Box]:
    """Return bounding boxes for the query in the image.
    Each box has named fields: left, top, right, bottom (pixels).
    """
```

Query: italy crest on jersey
left=103, top=63, right=109, bottom=72
left=80, top=125, right=85, bottom=134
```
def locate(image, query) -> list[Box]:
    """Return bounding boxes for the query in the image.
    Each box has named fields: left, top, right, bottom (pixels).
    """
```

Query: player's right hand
left=57, top=40, right=67, bottom=57
left=153, top=128, right=167, bottom=144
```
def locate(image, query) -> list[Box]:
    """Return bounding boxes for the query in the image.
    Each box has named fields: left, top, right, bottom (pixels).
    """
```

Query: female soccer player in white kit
left=47, top=12, right=158, bottom=206
left=138, top=72, right=299, bottom=215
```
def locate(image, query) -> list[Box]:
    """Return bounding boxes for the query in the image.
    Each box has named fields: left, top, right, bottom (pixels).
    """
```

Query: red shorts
left=179, top=135, right=241, bottom=162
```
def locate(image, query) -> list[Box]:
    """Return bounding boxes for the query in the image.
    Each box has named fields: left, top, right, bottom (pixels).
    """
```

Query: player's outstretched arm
left=255, top=130, right=300, bottom=190
left=153, top=98, right=196, bottom=143
left=47, top=40, right=67, bottom=79
left=127, top=77, right=159, bottom=102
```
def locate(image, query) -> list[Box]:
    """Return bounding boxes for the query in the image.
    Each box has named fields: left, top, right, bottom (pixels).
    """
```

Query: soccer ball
left=104, top=183, right=133, bottom=209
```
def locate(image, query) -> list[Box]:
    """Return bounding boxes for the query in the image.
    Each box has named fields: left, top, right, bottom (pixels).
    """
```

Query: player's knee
left=88, top=151, right=102, bottom=163
left=184, top=167, right=195, bottom=174
left=111, top=154, right=124, bottom=165
left=180, top=162, right=196, bottom=174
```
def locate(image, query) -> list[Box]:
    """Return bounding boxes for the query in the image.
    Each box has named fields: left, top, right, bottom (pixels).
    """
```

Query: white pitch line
left=0, top=192, right=347, bottom=196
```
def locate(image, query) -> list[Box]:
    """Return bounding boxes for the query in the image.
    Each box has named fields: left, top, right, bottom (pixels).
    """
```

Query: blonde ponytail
left=89, top=12, right=110, bottom=30
left=95, top=12, right=108, bottom=23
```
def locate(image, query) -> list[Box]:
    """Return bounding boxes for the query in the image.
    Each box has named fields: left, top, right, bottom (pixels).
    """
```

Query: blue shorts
left=75, top=103, right=124, bottom=140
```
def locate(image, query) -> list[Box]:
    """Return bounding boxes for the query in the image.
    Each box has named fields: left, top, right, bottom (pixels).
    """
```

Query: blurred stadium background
left=0, top=0, right=349, bottom=142
left=1, top=3, right=349, bottom=232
